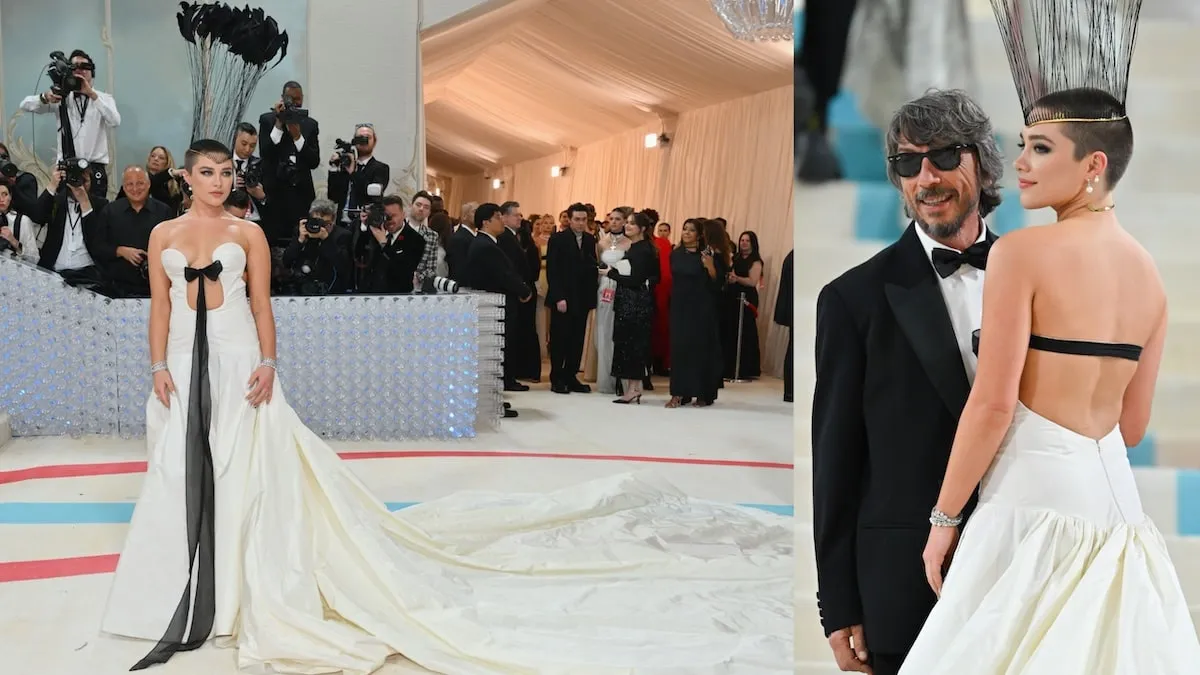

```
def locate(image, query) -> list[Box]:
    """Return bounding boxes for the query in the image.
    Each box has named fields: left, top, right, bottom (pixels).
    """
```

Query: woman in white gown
left=901, top=1, right=1200, bottom=672
left=593, top=208, right=632, bottom=395
left=100, top=139, right=792, bottom=673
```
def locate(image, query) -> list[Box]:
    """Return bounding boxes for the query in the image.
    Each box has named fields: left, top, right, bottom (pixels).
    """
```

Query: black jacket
left=812, top=223, right=994, bottom=654
left=543, top=229, right=598, bottom=310
left=281, top=225, right=353, bottom=294
left=362, top=223, right=425, bottom=293
left=27, top=188, right=108, bottom=270
left=327, top=156, right=390, bottom=224
left=465, top=231, right=529, bottom=299
left=446, top=225, right=476, bottom=284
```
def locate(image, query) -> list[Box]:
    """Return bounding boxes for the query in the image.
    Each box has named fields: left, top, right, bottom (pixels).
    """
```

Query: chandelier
left=709, top=0, right=795, bottom=42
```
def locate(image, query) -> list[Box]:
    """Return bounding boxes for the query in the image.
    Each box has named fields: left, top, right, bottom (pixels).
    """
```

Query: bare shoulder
left=149, top=217, right=186, bottom=247
left=231, top=217, right=268, bottom=247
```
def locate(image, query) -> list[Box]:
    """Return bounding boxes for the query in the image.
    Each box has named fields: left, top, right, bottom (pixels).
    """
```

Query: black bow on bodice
left=931, top=241, right=991, bottom=279
left=183, top=260, right=223, bottom=283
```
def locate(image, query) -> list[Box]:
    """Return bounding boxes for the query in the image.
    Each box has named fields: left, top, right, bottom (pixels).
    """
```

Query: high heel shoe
left=613, top=394, right=642, bottom=405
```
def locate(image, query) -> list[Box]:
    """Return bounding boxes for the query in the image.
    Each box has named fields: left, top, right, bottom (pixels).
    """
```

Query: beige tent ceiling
left=421, top=0, right=793, bottom=175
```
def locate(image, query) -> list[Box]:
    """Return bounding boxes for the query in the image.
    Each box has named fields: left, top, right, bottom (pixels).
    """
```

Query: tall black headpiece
left=989, top=0, right=1143, bottom=126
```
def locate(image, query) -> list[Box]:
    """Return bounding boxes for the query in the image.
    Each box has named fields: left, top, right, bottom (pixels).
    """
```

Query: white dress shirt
left=3, top=211, right=43, bottom=262
left=20, top=91, right=121, bottom=164
left=54, top=197, right=95, bottom=271
left=269, top=126, right=306, bottom=152
left=914, top=223, right=987, bottom=384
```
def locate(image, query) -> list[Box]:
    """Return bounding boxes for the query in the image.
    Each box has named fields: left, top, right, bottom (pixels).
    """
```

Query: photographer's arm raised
left=19, top=93, right=56, bottom=114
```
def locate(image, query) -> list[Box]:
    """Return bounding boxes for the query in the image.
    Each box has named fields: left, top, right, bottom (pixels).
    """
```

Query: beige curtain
left=432, top=85, right=793, bottom=376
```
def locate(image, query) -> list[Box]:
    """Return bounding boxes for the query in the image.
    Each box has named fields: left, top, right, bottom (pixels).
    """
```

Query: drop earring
left=1085, top=177, right=1095, bottom=194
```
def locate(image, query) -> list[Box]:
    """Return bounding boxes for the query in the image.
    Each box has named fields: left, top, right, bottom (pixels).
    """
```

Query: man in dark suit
left=361, top=195, right=425, bottom=293
left=811, top=90, right=1001, bottom=675
left=773, top=249, right=794, bottom=403
left=258, top=81, right=320, bottom=245
left=543, top=202, right=598, bottom=394
left=446, top=210, right=477, bottom=285
left=327, top=124, right=389, bottom=225
left=466, top=203, right=531, bottom=416
left=27, top=165, right=109, bottom=291
left=498, top=201, right=538, bottom=388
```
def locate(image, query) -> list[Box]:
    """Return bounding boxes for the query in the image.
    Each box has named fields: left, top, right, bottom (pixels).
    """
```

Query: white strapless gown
left=100, top=242, right=793, bottom=674
left=901, top=402, right=1200, bottom=674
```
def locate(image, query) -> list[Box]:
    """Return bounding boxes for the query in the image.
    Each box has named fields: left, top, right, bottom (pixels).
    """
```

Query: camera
left=362, top=202, right=387, bottom=231
left=241, top=159, right=262, bottom=189
left=304, top=217, right=324, bottom=235
left=0, top=152, right=18, bottom=180
left=279, top=97, right=308, bottom=124
left=331, top=138, right=355, bottom=170
left=421, top=276, right=460, bottom=294
left=47, top=51, right=83, bottom=95
left=57, top=157, right=89, bottom=188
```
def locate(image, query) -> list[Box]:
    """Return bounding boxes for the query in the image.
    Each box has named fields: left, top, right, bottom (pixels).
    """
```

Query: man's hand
left=247, top=184, right=266, bottom=201
left=273, top=101, right=285, bottom=129
left=287, top=122, right=302, bottom=141
left=371, top=226, right=388, bottom=245
left=69, top=183, right=91, bottom=210
left=116, top=246, right=146, bottom=266
left=555, top=299, right=567, bottom=313
left=297, top=219, right=309, bottom=243
left=48, top=168, right=65, bottom=194
left=828, top=625, right=871, bottom=673
left=80, top=78, right=97, bottom=100
left=42, top=90, right=63, bottom=105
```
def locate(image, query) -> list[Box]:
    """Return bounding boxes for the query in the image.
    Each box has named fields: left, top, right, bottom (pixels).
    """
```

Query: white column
left=307, top=0, right=423, bottom=198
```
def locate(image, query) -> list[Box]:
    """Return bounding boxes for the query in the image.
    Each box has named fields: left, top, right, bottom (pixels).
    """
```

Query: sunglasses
left=887, top=143, right=975, bottom=178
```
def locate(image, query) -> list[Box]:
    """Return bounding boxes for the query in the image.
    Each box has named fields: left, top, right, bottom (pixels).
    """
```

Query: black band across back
left=971, top=329, right=1142, bottom=362
left=131, top=260, right=222, bottom=670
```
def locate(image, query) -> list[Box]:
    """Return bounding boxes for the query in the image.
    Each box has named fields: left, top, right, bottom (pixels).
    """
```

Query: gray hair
left=308, top=198, right=337, bottom=220
left=885, top=89, right=1004, bottom=217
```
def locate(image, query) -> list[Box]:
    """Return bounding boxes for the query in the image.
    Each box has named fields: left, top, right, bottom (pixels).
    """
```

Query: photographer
left=19, top=50, right=121, bottom=202
left=280, top=199, right=352, bottom=295
left=0, top=181, right=42, bottom=262
left=25, top=162, right=108, bottom=289
left=257, top=81, right=319, bottom=245
left=90, top=166, right=172, bottom=298
left=361, top=195, right=425, bottom=293
left=327, top=123, right=389, bottom=226
left=231, top=122, right=268, bottom=223
left=0, top=142, right=41, bottom=217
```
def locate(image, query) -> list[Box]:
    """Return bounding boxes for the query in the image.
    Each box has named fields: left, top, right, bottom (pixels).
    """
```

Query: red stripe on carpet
left=0, top=451, right=791, bottom=485
left=0, top=553, right=120, bottom=583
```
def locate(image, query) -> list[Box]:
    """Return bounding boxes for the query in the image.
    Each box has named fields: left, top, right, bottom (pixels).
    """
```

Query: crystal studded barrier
left=0, top=255, right=505, bottom=440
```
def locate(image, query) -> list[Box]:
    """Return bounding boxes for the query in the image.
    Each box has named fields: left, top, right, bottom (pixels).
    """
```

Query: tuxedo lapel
left=884, top=224, right=970, bottom=417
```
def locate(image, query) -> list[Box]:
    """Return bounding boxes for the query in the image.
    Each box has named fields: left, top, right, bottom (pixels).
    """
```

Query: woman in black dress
left=604, top=211, right=659, bottom=404
left=667, top=219, right=725, bottom=408
left=722, top=230, right=763, bottom=379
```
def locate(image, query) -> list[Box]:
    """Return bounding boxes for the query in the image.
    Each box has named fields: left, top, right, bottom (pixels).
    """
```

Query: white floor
left=0, top=376, right=794, bottom=675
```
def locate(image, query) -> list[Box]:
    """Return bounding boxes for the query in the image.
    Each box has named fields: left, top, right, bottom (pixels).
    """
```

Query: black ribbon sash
left=131, top=260, right=223, bottom=671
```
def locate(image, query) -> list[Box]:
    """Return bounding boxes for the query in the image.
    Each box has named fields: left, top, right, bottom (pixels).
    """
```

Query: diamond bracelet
left=929, top=507, right=963, bottom=528
left=259, top=357, right=277, bottom=370
left=150, top=360, right=168, bottom=374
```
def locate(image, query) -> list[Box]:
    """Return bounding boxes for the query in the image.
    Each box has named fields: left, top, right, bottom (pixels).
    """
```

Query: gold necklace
left=1087, top=202, right=1116, bottom=212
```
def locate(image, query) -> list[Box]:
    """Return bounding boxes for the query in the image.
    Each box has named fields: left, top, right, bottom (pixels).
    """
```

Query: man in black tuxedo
left=361, top=195, right=425, bottom=293
left=327, top=124, right=389, bottom=225
left=544, top=202, right=598, bottom=394
left=446, top=203, right=477, bottom=284
left=498, top=201, right=539, bottom=388
left=27, top=165, right=109, bottom=291
left=466, top=203, right=532, bottom=416
left=811, top=90, right=1002, bottom=675
left=258, top=81, right=320, bottom=245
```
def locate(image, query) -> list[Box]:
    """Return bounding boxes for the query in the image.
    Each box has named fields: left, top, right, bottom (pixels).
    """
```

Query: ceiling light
left=709, top=0, right=794, bottom=42
left=645, top=133, right=658, bottom=149
left=491, top=178, right=502, bottom=189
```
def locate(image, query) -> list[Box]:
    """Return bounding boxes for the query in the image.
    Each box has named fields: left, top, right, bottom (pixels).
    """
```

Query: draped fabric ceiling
left=420, top=0, right=794, bottom=175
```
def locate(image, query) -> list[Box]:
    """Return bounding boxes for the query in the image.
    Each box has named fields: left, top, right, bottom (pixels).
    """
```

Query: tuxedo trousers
left=548, top=306, right=588, bottom=386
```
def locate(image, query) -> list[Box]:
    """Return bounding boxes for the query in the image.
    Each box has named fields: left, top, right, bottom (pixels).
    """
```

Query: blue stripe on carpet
left=0, top=501, right=793, bottom=525
left=1178, top=470, right=1200, bottom=536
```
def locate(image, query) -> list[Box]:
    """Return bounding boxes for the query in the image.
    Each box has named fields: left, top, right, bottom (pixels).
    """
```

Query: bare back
left=1015, top=216, right=1165, bottom=439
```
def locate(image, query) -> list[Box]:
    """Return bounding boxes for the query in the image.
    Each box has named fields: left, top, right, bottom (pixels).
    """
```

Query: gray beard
left=910, top=193, right=978, bottom=240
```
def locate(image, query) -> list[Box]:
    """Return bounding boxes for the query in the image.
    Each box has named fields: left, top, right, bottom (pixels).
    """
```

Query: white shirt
left=914, top=224, right=987, bottom=384
left=2, top=211, right=43, bottom=262
left=54, top=197, right=95, bottom=271
left=269, top=125, right=306, bottom=152
left=20, top=91, right=121, bottom=164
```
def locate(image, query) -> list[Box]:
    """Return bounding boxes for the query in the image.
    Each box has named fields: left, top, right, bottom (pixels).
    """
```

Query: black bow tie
left=931, top=241, right=990, bottom=278
left=184, top=261, right=223, bottom=282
